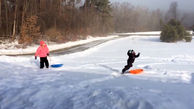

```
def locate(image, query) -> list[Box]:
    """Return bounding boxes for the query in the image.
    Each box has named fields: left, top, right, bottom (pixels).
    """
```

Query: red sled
left=129, top=69, right=143, bottom=74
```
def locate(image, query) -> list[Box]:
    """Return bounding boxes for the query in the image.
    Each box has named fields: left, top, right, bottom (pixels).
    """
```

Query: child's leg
left=45, top=57, right=49, bottom=68
left=122, top=64, right=132, bottom=74
left=40, top=57, right=44, bottom=69
left=122, top=65, right=129, bottom=73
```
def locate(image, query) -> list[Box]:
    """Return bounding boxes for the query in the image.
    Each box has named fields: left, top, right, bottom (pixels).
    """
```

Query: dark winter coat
left=127, top=51, right=140, bottom=64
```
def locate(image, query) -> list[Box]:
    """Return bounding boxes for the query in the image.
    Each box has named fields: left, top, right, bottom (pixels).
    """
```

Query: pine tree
left=160, top=19, right=191, bottom=42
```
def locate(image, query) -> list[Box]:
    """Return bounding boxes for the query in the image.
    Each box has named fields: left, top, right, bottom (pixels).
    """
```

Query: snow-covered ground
left=0, top=33, right=194, bottom=109
left=0, top=35, right=119, bottom=55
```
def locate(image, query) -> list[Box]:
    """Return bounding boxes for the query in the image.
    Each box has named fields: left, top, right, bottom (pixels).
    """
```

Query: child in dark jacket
left=35, top=41, right=49, bottom=69
left=122, top=49, right=140, bottom=74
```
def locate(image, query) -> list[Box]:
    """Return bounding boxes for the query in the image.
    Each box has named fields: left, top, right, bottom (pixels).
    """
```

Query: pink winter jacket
left=35, top=41, right=49, bottom=57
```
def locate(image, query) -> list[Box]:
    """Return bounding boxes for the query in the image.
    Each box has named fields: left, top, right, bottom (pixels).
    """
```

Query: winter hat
left=40, top=40, right=45, bottom=45
left=128, top=49, right=134, bottom=54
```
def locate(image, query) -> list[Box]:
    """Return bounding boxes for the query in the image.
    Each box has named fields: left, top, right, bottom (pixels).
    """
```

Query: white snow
left=117, top=31, right=161, bottom=35
left=0, top=35, right=118, bottom=55
left=0, top=33, right=194, bottom=109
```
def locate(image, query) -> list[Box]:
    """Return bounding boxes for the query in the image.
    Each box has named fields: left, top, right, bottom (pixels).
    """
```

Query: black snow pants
left=40, top=57, right=49, bottom=69
left=122, top=63, right=133, bottom=74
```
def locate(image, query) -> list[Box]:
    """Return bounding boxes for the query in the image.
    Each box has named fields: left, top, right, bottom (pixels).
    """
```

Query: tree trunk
left=21, top=0, right=28, bottom=26
left=4, top=0, right=9, bottom=36
left=12, top=0, right=18, bottom=38
left=0, top=0, right=2, bottom=27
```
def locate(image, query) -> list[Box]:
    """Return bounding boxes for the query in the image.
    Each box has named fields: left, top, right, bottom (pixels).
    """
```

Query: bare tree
left=165, top=1, right=178, bottom=21
left=112, top=2, right=163, bottom=32
left=12, top=0, right=18, bottom=37
left=0, top=0, right=1, bottom=28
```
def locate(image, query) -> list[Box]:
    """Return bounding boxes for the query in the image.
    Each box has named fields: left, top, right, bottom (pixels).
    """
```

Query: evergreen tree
left=160, top=19, right=191, bottom=42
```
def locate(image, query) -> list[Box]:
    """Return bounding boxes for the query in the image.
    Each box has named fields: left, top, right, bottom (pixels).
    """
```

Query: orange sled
left=129, top=69, right=143, bottom=74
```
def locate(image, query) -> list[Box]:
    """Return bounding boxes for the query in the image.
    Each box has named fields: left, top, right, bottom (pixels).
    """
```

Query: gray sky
left=110, top=0, right=194, bottom=12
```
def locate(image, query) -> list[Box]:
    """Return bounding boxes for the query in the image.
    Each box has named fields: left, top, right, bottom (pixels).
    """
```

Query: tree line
left=0, top=0, right=113, bottom=45
left=0, top=0, right=193, bottom=45
left=112, top=1, right=194, bottom=33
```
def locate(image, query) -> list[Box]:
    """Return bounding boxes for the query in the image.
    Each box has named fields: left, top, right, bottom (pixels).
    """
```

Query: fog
left=111, top=0, right=194, bottom=12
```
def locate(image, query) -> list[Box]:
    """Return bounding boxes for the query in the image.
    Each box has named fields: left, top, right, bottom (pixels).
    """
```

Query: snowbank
left=0, top=35, right=118, bottom=55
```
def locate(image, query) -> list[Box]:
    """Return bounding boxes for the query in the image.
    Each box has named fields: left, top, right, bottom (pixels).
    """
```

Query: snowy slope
left=0, top=35, right=194, bottom=109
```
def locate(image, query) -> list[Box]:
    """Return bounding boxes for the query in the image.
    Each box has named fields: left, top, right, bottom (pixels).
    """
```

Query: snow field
left=0, top=35, right=194, bottom=109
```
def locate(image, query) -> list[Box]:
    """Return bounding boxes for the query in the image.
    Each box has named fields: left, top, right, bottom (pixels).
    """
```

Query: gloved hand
left=35, top=56, right=37, bottom=60
left=47, top=53, right=49, bottom=56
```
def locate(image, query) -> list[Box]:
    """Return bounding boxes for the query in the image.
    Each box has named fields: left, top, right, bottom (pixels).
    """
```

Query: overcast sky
left=110, top=0, right=194, bottom=12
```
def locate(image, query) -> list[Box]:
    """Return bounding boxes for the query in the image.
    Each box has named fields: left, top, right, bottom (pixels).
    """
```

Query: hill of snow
left=0, top=34, right=194, bottom=109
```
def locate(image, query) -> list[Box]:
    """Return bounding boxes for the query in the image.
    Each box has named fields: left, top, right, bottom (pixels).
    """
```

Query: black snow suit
left=122, top=50, right=140, bottom=74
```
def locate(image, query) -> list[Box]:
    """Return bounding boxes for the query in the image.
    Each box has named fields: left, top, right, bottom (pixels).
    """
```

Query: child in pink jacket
left=35, top=41, right=49, bottom=69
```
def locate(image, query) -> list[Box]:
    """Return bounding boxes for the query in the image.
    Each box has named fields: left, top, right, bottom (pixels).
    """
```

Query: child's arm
left=135, top=53, right=140, bottom=58
left=35, top=47, right=40, bottom=59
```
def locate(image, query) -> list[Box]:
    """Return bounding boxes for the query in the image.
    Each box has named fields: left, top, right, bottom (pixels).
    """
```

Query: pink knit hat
left=40, top=40, right=45, bottom=45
